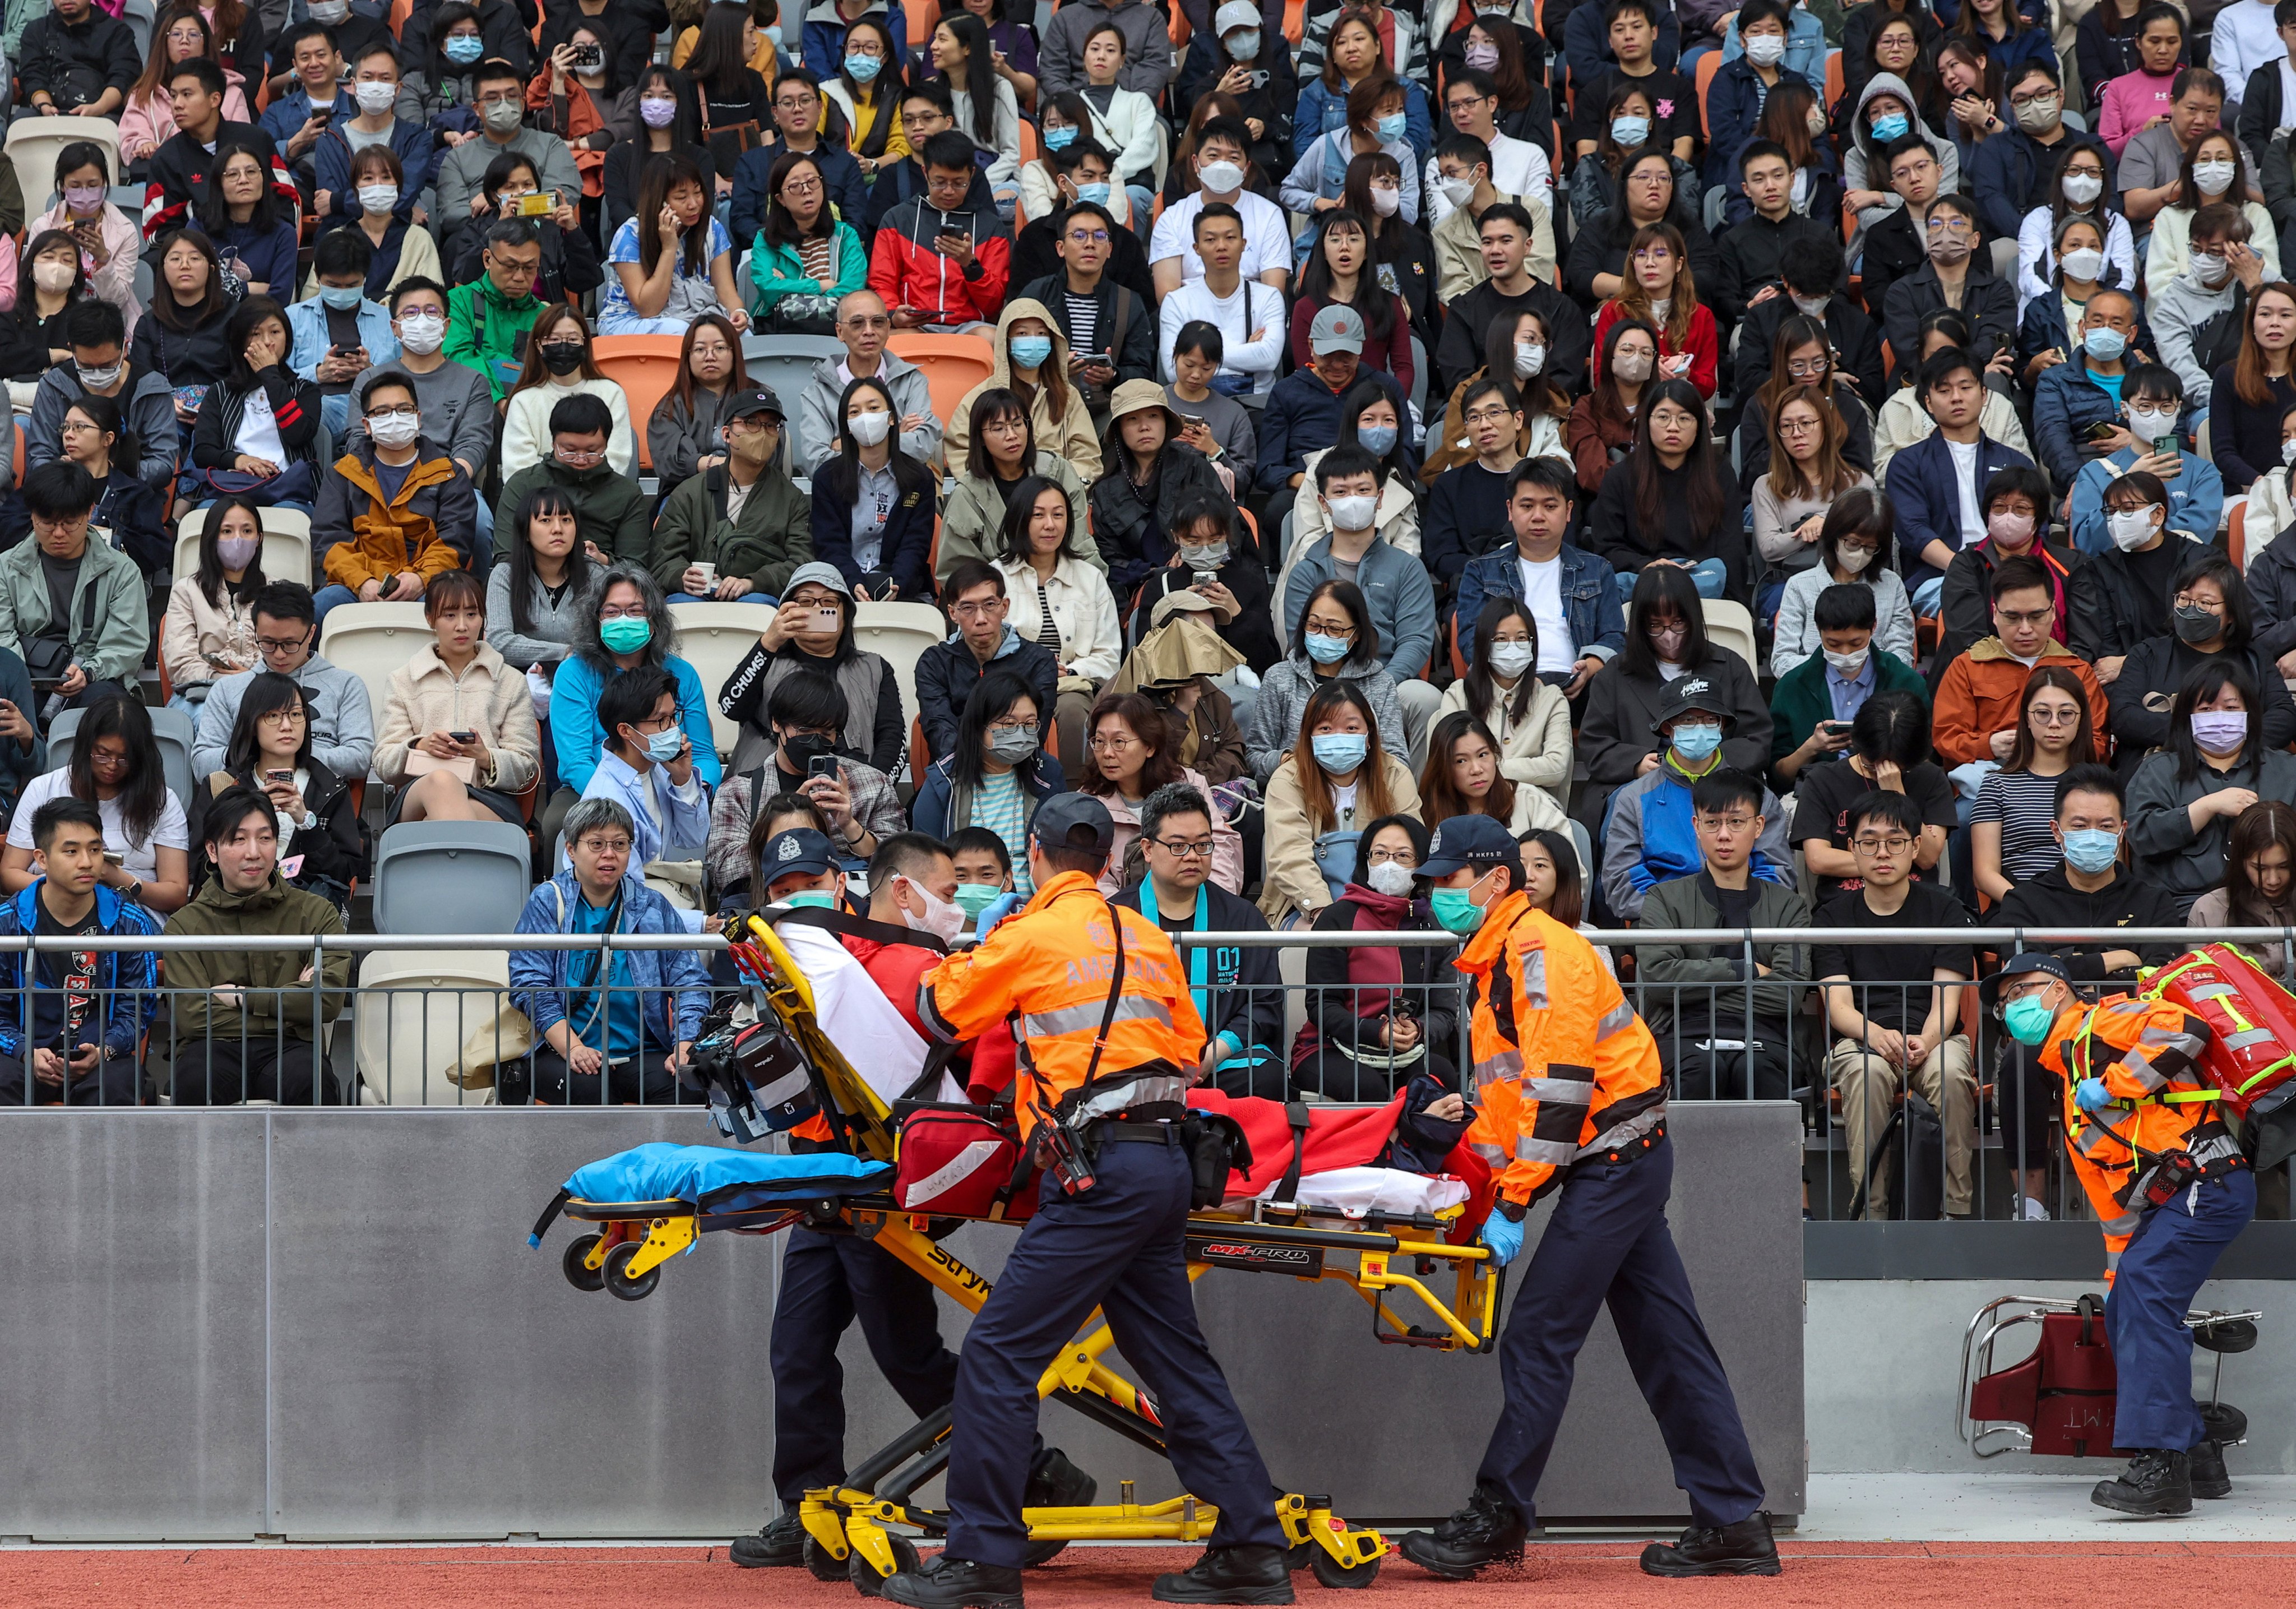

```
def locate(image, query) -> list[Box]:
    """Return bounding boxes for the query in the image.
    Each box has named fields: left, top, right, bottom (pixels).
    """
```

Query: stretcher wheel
left=2204, top=1402, right=2249, bottom=1445
left=802, top=1537, right=848, bottom=1583
left=848, top=1533, right=920, bottom=1597
left=561, top=1233, right=605, bottom=1293
left=601, top=1239, right=660, bottom=1301
left=1020, top=1537, right=1070, bottom=1566
left=2196, top=1318, right=2258, bottom=1354
left=1309, top=1550, right=1381, bottom=1589
left=1285, top=1542, right=1314, bottom=1571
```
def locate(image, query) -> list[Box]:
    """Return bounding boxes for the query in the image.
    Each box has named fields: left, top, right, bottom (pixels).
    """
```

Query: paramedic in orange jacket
left=1993, top=952, right=2253, bottom=1517
left=886, top=794, right=1293, bottom=1609
left=1393, top=815, right=1779, bottom=1584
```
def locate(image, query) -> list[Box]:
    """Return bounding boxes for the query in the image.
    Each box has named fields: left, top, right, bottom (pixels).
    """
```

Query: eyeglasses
left=949, top=599, right=1002, bottom=619
left=257, top=707, right=302, bottom=725
left=1779, top=416, right=1822, bottom=435
left=367, top=404, right=416, bottom=420
left=987, top=719, right=1036, bottom=737
left=1926, top=218, right=1974, bottom=236
left=843, top=314, right=892, bottom=331
left=1066, top=228, right=1111, bottom=244
left=1304, top=622, right=1354, bottom=639
left=556, top=446, right=607, bottom=464
left=1464, top=405, right=1515, bottom=426
left=1149, top=838, right=1215, bottom=858
left=780, top=176, right=822, bottom=195
left=576, top=836, right=634, bottom=855
left=1851, top=835, right=1914, bottom=854
left=1365, top=848, right=1417, bottom=867
left=2173, top=594, right=2222, bottom=611
left=775, top=95, right=818, bottom=112
left=597, top=604, right=649, bottom=620
left=2029, top=706, right=2082, bottom=725
left=1088, top=733, right=1140, bottom=752
left=2008, top=87, right=2060, bottom=108
left=1786, top=357, right=1830, bottom=378
left=255, top=635, right=306, bottom=654
left=1698, top=814, right=1758, bottom=832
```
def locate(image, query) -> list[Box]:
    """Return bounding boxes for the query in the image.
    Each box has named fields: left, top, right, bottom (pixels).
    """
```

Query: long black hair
left=936, top=10, right=1001, bottom=146
left=1462, top=594, right=1539, bottom=730
left=1337, top=380, right=1410, bottom=484
left=951, top=667, right=1041, bottom=790
left=1628, top=376, right=1728, bottom=539
left=822, top=372, right=934, bottom=505
left=71, top=690, right=166, bottom=847
left=62, top=389, right=137, bottom=488
left=2170, top=656, right=2262, bottom=786
left=631, top=63, right=703, bottom=149
left=224, top=670, right=315, bottom=776
left=1523, top=826, right=1586, bottom=927
left=963, top=386, right=1036, bottom=484
left=1615, top=564, right=1712, bottom=680
left=196, top=139, right=284, bottom=237
left=223, top=295, right=290, bottom=391
left=1297, top=209, right=1396, bottom=345
left=993, top=473, right=1072, bottom=566
left=15, top=228, right=86, bottom=321
left=195, top=492, right=269, bottom=608
left=507, top=484, right=593, bottom=637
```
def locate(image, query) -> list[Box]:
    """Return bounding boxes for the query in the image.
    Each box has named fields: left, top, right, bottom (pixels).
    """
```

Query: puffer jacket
left=1087, top=440, right=1233, bottom=600
left=373, top=641, right=540, bottom=794
left=163, top=871, right=352, bottom=1052
left=942, top=299, right=1101, bottom=482
left=311, top=436, right=480, bottom=586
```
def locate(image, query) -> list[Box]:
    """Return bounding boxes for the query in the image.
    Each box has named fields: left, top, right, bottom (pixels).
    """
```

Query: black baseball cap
left=1649, top=672, right=1737, bottom=736
left=729, top=385, right=786, bottom=422
left=1983, top=952, right=2072, bottom=1010
left=1031, top=793, right=1116, bottom=855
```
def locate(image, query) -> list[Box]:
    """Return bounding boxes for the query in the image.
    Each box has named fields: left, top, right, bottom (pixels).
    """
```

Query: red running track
left=7, top=1541, right=2296, bottom=1608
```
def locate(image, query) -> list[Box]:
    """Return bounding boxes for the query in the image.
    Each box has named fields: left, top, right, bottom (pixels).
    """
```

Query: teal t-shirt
left=567, top=891, right=645, bottom=1060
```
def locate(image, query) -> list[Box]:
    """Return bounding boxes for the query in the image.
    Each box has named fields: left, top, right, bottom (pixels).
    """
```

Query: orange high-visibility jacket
left=1459, top=891, right=1666, bottom=1209
left=2039, top=993, right=2233, bottom=1278
left=922, top=871, right=1207, bottom=1136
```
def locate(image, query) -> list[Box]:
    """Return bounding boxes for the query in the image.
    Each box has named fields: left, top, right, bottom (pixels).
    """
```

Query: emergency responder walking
left=883, top=794, right=1294, bottom=1609
left=734, top=829, right=1091, bottom=1568
left=1991, top=953, right=2253, bottom=1515
left=1393, top=816, right=1781, bottom=1580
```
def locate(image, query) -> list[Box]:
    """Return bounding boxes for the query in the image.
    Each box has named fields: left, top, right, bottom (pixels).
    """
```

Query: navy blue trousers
left=1474, top=1139, right=1768, bottom=1529
left=944, top=1138, right=1285, bottom=1569
left=2109, top=1166, right=2256, bottom=1451
left=770, top=1226, right=962, bottom=1508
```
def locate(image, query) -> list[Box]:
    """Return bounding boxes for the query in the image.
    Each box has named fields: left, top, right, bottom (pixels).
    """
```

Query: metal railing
left=4, top=923, right=2288, bottom=1227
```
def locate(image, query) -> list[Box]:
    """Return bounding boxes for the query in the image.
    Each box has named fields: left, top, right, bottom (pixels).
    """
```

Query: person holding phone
left=711, top=669, right=908, bottom=885
left=1770, top=582, right=1932, bottom=786
left=202, top=669, right=369, bottom=915
left=864, top=130, right=1012, bottom=333
left=718, top=562, right=908, bottom=775
left=257, top=22, right=353, bottom=173
left=562, top=665, right=710, bottom=902
left=374, top=571, right=540, bottom=827
left=2033, top=287, right=2152, bottom=491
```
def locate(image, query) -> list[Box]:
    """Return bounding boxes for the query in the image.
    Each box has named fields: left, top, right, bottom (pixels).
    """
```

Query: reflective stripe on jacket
left=920, top=870, right=1206, bottom=1136
left=1459, top=890, right=1664, bottom=1208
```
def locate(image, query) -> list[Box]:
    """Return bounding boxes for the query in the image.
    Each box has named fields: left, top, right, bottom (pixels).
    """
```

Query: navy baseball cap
left=1984, top=952, right=2072, bottom=1009
left=1419, top=814, right=1523, bottom=879
left=1031, top=793, right=1117, bottom=855
left=761, top=828, right=839, bottom=886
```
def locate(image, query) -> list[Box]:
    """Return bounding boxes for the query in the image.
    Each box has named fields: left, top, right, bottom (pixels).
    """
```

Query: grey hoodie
left=1242, top=654, right=1406, bottom=786
left=25, top=364, right=178, bottom=489
left=2154, top=265, right=2282, bottom=408
left=793, top=350, right=943, bottom=473
left=1844, top=71, right=1961, bottom=238
left=193, top=652, right=377, bottom=781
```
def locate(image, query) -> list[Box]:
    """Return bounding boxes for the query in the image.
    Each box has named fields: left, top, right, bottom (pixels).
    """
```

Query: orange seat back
left=887, top=332, right=997, bottom=431
left=589, top=334, right=690, bottom=471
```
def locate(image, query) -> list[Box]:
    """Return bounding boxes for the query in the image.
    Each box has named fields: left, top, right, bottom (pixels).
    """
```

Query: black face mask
left=781, top=730, right=838, bottom=769
left=539, top=342, right=585, bottom=377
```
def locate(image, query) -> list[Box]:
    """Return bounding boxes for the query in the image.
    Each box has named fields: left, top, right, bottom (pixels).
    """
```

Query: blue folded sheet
left=534, top=1144, right=895, bottom=1244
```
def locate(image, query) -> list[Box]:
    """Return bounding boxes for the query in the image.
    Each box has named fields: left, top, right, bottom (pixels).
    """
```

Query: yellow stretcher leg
left=617, top=1215, right=696, bottom=1278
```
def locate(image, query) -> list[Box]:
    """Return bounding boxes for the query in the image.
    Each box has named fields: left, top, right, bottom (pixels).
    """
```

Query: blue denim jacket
left=1451, top=542, right=1627, bottom=664
left=511, top=870, right=710, bottom=1049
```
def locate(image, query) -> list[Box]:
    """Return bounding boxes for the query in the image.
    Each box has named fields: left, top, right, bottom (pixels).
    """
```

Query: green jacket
left=1633, top=871, right=1809, bottom=1042
left=493, top=456, right=654, bottom=571
left=650, top=460, right=812, bottom=598
left=0, top=532, right=148, bottom=686
left=445, top=275, right=549, bottom=403
left=1768, top=648, right=1928, bottom=766
left=163, top=871, right=351, bottom=1051
left=748, top=222, right=868, bottom=314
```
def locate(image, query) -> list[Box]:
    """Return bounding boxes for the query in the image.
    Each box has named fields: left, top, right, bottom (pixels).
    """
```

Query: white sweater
left=501, top=376, right=639, bottom=482
left=1436, top=673, right=1573, bottom=811
left=995, top=554, right=1123, bottom=683
left=1078, top=85, right=1160, bottom=183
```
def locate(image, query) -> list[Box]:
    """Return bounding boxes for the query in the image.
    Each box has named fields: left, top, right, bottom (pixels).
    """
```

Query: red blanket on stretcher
left=1186, top=1090, right=1495, bottom=1240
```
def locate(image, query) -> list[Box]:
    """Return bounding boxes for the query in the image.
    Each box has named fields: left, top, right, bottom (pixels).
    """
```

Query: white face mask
left=2059, top=246, right=2105, bottom=282
left=2193, top=159, right=2237, bottom=196
left=1438, top=174, right=1476, bottom=207
left=397, top=310, right=445, bottom=354
left=357, top=183, right=399, bottom=216
left=2107, top=506, right=2159, bottom=551
left=899, top=876, right=967, bottom=944
left=1743, top=33, right=1786, bottom=67
left=1369, top=186, right=1401, bottom=218
left=2128, top=405, right=2177, bottom=441
left=1835, top=544, right=1873, bottom=574
left=2192, top=251, right=2231, bottom=286
left=1513, top=340, right=1544, bottom=379
left=1488, top=641, right=1536, bottom=677
left=1823, top=646, right=1868, bottom=677
left=369, top=410, right=421, bottom=449
left=848, top=408, right=892, bottom=447
left=1326, top=492, right=1377, bottom=531
left=2062, top=171, right=2104, bottom=206
left=2281, top=437, right=2296, bottom=468
left=1365, top=859, right=1417, bottom=896
left=1197, top=159, right=1245, bottom=195
left=354, top=80, right=396, bottom=116
left=1790, top=292, right=1829, bottom=318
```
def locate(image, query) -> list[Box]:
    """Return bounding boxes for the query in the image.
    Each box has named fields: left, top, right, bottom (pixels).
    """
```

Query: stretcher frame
left=549, top=916, right=1507, bottom=1592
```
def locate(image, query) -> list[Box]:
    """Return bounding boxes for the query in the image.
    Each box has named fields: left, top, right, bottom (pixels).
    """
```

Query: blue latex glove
left=2075, top=1077, right=2114, bottom=1114
left=1480, top=1209, right=1525, bottom=1267
left=974, top=890, right=1025, bottom=937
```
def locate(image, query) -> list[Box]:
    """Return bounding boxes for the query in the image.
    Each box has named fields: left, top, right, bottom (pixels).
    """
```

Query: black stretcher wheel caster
left=1311, top=1549, right=1381, bottom=1589
left=802, top=1536, right=848, bottom=1583
left=561, top=1233, right=605, bottom=1292
left=1285, top=1542, right=1314, bottom=1571
left=2204, top=1401, right=2249, bottom=1445
left=848, top=1533, right=920, bottom=1597
left=2196, top=1317, right=2258, bottom=1354
left=601, top=1239, right=660, bottom=1301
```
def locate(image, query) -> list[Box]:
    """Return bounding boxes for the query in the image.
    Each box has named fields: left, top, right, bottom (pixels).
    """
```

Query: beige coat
left=943, top=298, right=1104, bottom=483
left=1437, top=673, right=1574, bottom=812
left=160, top=575, right=260, bottom=698
left=996, top=554, right=1124, bottom=683
left=1256, top=750, right=1423, bottom=928
left=1431, top=189, right=1557, bottom=303
left=374, top=641, right=540, bottom=793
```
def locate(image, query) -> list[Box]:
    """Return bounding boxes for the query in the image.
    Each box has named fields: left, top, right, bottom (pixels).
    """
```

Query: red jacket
left=866, top=196, right=1011, bottom=325
left=844, top=930, right=1016, bottom=1097
left=1591, top=299, right=1720, bottom=400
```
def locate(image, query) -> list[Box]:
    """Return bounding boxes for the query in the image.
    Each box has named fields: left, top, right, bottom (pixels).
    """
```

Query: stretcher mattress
left=1239, top=1164, right=1471, bottom=1217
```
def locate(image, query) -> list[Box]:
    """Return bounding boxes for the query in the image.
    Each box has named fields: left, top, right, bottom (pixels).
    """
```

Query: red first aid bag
left=2145, top=945, right=2296, bottom=1169
left=894, top=1106, right=1037, bottom=1221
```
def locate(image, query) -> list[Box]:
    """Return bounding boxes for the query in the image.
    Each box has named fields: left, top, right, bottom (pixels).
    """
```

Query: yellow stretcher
left=553, top=914, right=1505, bottom=1593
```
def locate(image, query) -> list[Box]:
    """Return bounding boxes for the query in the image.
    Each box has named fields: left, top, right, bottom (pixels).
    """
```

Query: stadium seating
left=172, top=507, right=314, bottom=588
left=589, top=336, right=690, bottom=471
left=665, top=600, right=779, bottom=758
left=853, top=599, right=946, bottom=738
left=5, top=117, right=120, bottom=216
left=314, top=603, right=430, bottom=766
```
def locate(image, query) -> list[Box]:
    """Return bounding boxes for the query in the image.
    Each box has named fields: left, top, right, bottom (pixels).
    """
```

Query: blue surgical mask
left=1311, top=731, right=1369, bottom=773
left=444, top=34, right=484, bottom=63
left=2062, top=828, right=2120, bottom=875
left=318, top=284, right=363, bottom=311
left=1357, top=423, right=1398, bottom=455
left=1429, top=886, right=1487, bottom=934
left=1870, top=112, right=1910, bottom=141
left=1009, top=335, right=1054, bottom=369
left=844, top=52, right=882, bottom=82
left=1670, top=722, right=1724, bottom=764
left=1376, top=112, right=1408, bottom=142
left=1043, top=123, right=1077, bottom=150
left=1075, top=181, right=1112, bottom=204
left=644, top=726, right=685, bottom=764
left=2083, top=327, right=2127, bottom=362
left=1610, top=114, right=1650, bottom=147
left=2004, top=993, right=2057, bottom=1047
left=783, top=890, right=837, bottom=909
left=1303, top=631, right=1352, bottom=664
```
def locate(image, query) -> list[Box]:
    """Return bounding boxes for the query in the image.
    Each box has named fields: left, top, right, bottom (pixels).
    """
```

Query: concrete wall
left=0, top=1102, right=1803, bottom=1541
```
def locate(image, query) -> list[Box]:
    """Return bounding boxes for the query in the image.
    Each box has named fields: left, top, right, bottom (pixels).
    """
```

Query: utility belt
left=2136, top=1131, right=2247, bottom=1209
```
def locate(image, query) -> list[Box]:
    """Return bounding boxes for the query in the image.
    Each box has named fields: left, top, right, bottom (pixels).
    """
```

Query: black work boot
left=1639, top=1513, right=1782, bottom=1577
left=1020, top=1449, right=1098, bottom=1566
left=2092, top=1449, right=2193, bottom=1516
left=1396, top=1487, right=1529, bottom=1579
left=1150, top=1543, right=1297, bottom=1605
left=881, top=1554, right=1025, bottom=1609
left=2190, top=1439, right=2232, bottom=1500
left=728, top=1510, right=806, bottom=1568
